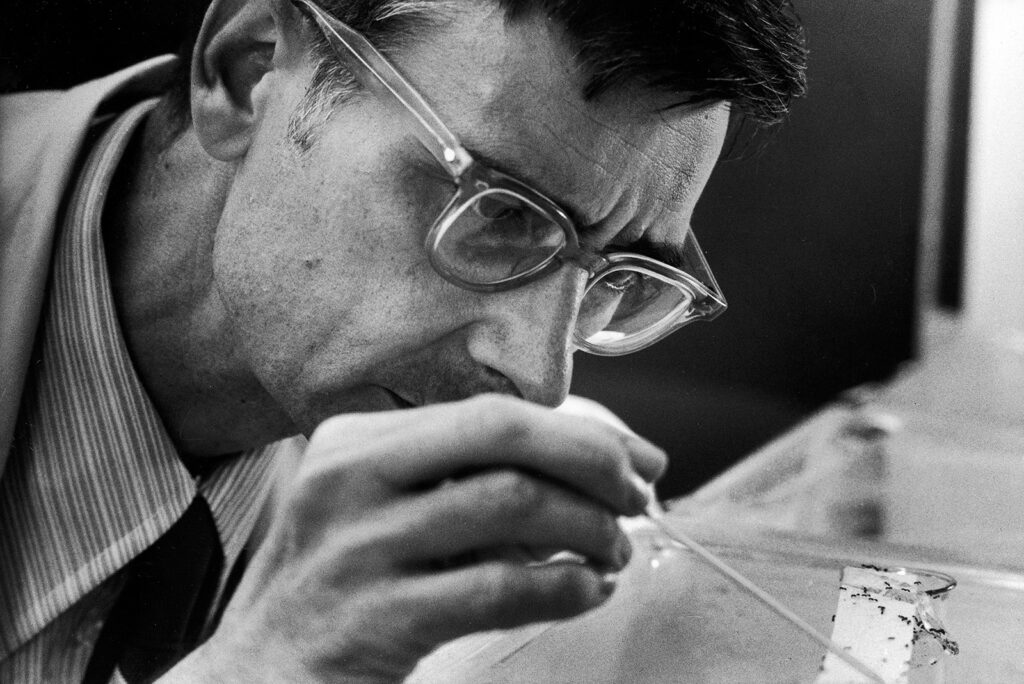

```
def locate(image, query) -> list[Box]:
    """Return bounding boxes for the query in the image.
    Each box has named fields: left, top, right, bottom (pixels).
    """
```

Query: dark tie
left=83, top=495, right=224, bottom=684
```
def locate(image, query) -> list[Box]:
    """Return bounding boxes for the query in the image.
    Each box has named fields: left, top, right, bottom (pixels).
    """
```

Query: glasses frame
left=292, top=0, right=727, bottom=355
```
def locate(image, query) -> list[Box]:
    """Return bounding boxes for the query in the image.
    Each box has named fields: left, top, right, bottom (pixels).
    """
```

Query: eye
left=598, top=269, right=639, bottom=293
left=473, top=194, right=525, bottom=221
left=593, top=270, right=670, bottom=315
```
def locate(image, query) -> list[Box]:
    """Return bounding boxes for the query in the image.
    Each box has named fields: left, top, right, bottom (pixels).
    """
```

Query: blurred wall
left=573, top=1, right=934, bottom=497
left=962, top=0, right=1024, bottom=335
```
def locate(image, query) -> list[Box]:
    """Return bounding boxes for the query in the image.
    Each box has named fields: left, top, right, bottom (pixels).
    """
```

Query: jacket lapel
left=0, top=55, right=177, bottom=476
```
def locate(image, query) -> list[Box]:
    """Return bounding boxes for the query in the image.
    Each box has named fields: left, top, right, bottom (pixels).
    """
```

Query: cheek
left=210, top=138, right=463, bottom=387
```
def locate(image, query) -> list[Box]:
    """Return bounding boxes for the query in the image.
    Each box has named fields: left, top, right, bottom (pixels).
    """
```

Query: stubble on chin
left=294, top=343, right=524, bottom=433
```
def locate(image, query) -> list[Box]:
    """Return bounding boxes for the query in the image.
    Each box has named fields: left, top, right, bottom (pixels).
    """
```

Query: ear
left=190, top=0, right=306, bottom=160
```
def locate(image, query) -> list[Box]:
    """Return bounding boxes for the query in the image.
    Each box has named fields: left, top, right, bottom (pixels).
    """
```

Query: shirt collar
left=0, top=98, right=284, bottom=656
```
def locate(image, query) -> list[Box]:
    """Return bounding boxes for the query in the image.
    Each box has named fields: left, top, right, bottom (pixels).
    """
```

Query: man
left=0, top=0, right=806, bottom=681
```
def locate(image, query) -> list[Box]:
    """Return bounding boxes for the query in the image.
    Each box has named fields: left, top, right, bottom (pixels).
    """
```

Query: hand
left=168, top=394, right=666, bottom=683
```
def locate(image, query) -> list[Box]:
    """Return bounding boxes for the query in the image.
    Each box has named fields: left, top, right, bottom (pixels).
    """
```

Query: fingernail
left=599, top=571, right=618, bottom=597
left=627, top=436, right=669, bottom=480
left=616, top=534, right=632, bottom=569
left=628, top=472, right=652, bottom=512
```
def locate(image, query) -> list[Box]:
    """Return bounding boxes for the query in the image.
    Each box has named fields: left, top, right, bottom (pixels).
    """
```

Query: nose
left=465, top=266, right=585, bottom=407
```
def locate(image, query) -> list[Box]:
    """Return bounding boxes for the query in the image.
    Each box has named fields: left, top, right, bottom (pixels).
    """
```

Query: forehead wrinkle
left=546, top=90, right=697, bottom=191
left=531, top=119, right=626, bottom=225
left=610, top=192, right=692, bottom=251
left=457, top=130, right=611, bottom=231
left=588, top=134, right=701, bottom=245
left=513, top=104, right=686, bottom=230
left=477, top=101, right=711, bottom=252
left=462, top=101, right=623, bottom=231
left=482, top=113, right=701, bottom=251
left=440, top=13, right=723, bottom=247
left=560, top=91, right=719, bottom=195
left=558, top=108, right=714, bottom=234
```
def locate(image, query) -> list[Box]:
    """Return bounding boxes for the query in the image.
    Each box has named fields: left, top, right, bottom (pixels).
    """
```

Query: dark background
left=574, top=1, right=946, bottom=497
left=3, top=1, right=968, bottom=498
left=1, top=1, right=193, bottom=93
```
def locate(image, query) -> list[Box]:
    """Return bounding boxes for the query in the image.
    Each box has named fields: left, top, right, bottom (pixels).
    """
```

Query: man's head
left=142, top=0, right=805, bottom=439
left=166, top=0, right=806, bottom=143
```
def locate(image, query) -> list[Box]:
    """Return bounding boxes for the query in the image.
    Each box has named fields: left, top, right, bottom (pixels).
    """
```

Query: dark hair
left=498, top=0, right=807, bottom=124
left=164, top=0, right=806, bottom=136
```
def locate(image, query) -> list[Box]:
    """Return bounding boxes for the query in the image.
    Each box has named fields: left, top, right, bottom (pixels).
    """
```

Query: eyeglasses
left=292, top=0, right=727, bottom=355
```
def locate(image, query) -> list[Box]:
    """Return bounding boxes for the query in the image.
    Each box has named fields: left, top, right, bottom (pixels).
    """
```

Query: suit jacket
left=0, top=56, right=177, bottom=476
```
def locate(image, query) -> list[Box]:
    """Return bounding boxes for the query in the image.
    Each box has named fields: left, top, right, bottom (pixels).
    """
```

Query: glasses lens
left=577, top=266, right=696, bottom=350
left=432, top=189, right=566, bottom=285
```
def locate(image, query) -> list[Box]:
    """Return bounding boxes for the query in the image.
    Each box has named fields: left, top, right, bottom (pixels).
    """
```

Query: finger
left=398, top=561, right=618, bottom=645
left=378, top=469, right=632, bottom=570
left=308, top=394, right=666, bottom=516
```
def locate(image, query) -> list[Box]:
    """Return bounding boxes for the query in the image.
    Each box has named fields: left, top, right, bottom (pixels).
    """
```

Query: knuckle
left=286, top=457, right=380, bottom=530
left=294, top=453, right=364, bottom=496
left=471, top=564, right=524, bottom=617
left=467, top=392, right=520, bottom=413
left=467, top=394, right=534, bottom=443
left=542, top=565, right=603, bottom=616
left=306, top=414, right=373, bottom=464
left=590, top=449, right=624, bottom=487
left=489, top=563, right=523, bottom=598
left=485, top=470, right=544, bottom=518
left=289, top=465, right=331, bottom=508
left=468, top=564, right=605, bottom=629
left=282, top=470, right=334, bottom=531
left=593, top=510, right=622, bottom=549
left=308, top=413, right=354, bottom=446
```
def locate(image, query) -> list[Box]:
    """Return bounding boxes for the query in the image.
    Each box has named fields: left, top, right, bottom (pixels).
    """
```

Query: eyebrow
left=463, top=144, right=597, bottom=224
left=461, top=144, right=689, bottom=270
left=620, top=236, right=688, bottom=270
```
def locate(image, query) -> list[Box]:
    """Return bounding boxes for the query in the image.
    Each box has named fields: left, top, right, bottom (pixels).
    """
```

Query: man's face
left=211, top=4, right=729, bottom=434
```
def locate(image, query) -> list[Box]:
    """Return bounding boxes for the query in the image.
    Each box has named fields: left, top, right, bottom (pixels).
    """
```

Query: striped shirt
left=0, top=98, right=295, bottom=682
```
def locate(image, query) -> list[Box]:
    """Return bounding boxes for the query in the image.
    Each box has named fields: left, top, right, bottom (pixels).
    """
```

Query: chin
left=291, top=384, right=415, bottom=435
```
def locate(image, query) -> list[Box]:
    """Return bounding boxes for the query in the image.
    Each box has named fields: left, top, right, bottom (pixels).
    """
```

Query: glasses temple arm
left=292, top=0, right=473, bottom=177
